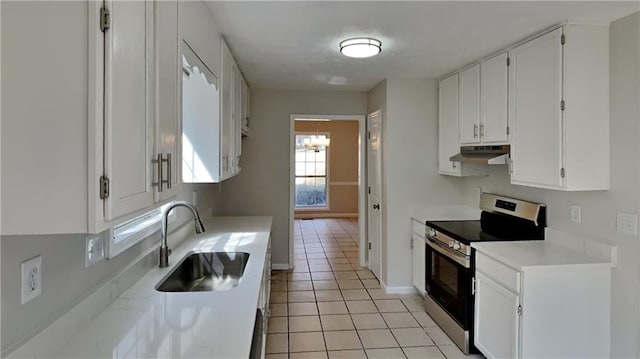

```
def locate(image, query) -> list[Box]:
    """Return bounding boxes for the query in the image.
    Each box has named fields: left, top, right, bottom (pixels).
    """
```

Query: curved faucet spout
left=159, top=201, right=206, bottom=268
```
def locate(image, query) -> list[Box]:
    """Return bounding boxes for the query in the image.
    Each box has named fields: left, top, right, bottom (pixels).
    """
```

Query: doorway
left=289, top=114, right=367, bottom=270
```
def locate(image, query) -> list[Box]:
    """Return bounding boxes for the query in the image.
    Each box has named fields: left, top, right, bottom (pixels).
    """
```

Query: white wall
left=379, top=78, right=465, bottom=289
left=219, top=88, right=367, bottom=265
left=460, top=12, right=640, bottom=358
left=1, top=1, right=88, bottom=234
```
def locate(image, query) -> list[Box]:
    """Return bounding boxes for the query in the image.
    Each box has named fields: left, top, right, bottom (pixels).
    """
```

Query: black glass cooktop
left=426, top=218, right=544, bottom=244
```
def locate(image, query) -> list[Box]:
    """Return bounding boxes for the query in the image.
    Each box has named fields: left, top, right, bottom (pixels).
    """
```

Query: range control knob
left=453, top=242, right=462, bottom=250
left=448, top=241, right=455, bottom=248
left=427, top=228, right=436, bottom=237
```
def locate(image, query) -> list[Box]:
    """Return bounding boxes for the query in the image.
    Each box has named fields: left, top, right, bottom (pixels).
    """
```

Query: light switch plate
left=617, top=212, right=638, bottom=236
left=21, top=255, right=42, bottom=304
left=85, top=234, right=105, bottom=267
left=570, top=205, right=582, bottom=223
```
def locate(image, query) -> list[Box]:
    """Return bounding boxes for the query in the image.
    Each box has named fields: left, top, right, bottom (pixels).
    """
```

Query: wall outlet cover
left=21, top=255, right=42, bottom=304
left=616, top=212, right=638, bottom=236
left=570, top=205, right=582, bottom=223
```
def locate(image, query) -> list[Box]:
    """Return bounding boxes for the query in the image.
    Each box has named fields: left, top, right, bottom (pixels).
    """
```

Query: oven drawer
left=475, top=252, right=520, bottom=293
left=413, top=220, right=426, bottom=237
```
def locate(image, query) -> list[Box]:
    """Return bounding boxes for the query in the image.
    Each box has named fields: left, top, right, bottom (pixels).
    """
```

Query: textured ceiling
left=206, top=1, right=639, bottom=91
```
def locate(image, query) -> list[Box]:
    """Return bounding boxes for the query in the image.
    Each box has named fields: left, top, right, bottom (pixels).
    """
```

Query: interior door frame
left=289, top=114, right=367, bottom=269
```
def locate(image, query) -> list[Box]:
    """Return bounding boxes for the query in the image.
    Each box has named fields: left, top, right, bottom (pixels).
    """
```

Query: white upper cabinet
left=460, top=56, right=509, bottom=145
left=181, top=35, right=247, bottom=183
left=439, top=74, right=462, bottom=175
left=100, top=0, right=184, bottom=225
left=220, top=39, right=235, bottom=180
left=181, top=42, right=221, bottom=183
left=241, top=77, right=250, bottom=135
left=103, top=0, right=156, bottom=221
left=155, top=0, right=181, bottom=201
left=439, top=74, right=488, bottom=177
left=481, top=52, right=509, bottom=144
left=233, top=61, right=243, bottom=175
left=459, top=65, right=481, bottom=144
left=509, top=24, right=609, bottom=191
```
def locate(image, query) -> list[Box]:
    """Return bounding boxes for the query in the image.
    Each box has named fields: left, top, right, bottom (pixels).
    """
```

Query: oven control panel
left=425, top=227, right=471, bottom=256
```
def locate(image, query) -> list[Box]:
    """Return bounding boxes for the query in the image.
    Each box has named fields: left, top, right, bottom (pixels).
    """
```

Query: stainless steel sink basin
left=156, top=251, right=250, bottom=292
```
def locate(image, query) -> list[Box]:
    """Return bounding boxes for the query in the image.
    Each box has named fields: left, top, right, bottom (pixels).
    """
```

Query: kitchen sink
left=156, top=251, right=250, bottom=292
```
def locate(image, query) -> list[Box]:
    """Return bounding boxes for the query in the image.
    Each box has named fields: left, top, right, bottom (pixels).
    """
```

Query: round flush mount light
left=339, top=38, right=382, bottom=58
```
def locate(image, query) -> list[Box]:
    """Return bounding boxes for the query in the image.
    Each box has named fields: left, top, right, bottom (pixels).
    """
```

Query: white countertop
left=52, top=216, right=273, bottom=359
left=409, top=204, right=481, bottom=223
left=472, top=240, right=614, bottom=271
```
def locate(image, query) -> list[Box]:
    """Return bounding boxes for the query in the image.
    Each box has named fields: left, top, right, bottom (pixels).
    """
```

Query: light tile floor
left=266, top=218, right=483, bottom=359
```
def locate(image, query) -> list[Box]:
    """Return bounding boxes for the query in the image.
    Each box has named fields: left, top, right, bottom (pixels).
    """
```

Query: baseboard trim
left=382, top=283, right=417, bottom=295
left=272, top=263, right=291, bottom=270
left=294, top=213, right=358, bottom=219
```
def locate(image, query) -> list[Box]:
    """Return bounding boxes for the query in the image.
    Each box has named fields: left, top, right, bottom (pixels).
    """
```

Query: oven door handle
left=426, top=237, right=471, bottom=268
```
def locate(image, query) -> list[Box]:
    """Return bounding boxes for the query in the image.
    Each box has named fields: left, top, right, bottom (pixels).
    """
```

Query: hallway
left=266, top=218, right=477, bottom=358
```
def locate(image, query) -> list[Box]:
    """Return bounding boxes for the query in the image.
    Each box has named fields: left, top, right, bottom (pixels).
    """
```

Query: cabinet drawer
left=412, top=220, right=426, bottom=236
left=475, top=252, right=520, bottom=293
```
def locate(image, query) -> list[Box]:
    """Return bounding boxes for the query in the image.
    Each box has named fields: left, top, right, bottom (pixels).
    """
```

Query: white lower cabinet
left=474, top=248, right=611, bottom=358
left=412, top=232, right=426, bottom=295
left=474, top=271, right=520, bottom=359
left=257, top=237, right=272, bottom=358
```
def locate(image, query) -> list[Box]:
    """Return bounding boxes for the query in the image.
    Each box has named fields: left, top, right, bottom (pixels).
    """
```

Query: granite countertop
left=52, top=216, right=273, bottom=359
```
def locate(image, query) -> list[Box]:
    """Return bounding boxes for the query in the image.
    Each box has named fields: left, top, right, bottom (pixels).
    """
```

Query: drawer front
left=475, top=251, right=520, bottom=293
left=412, top=220, right=426, bottom=236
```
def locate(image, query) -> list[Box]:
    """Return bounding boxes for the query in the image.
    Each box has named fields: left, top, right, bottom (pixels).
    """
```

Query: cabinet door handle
left=165, top=153, right=172, bottom=189
left=452, top=162, right=457, bottom=169
left=152, top=153, right=164, bottom=192
left=480, top=124, right=485, bottom=137
left=473, top=124, right=478, bottom=138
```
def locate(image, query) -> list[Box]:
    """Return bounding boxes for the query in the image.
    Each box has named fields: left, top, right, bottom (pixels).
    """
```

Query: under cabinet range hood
left=449, top=145, right=510, bottom=165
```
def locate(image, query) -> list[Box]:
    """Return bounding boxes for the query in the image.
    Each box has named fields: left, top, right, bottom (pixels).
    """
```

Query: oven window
left=430, top=254, right=460, bottom=297
left=426, top=246, right=471, bottom=328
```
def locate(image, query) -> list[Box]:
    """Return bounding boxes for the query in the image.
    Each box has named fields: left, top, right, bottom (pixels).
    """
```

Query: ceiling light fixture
left=339, top=38, right=382, bottom=58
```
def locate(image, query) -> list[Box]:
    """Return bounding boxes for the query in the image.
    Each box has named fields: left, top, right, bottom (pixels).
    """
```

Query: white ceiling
left=206, top=1, right=639, bottom=91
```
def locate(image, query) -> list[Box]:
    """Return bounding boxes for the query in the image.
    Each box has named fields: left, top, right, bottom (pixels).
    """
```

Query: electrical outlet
left=570, top=205, right=582, bottom=223
left=21, top=255, right=42, bottom=304
left=85, top=235, right=105, bottom=268
left=617, top=212, right=638, bottom=236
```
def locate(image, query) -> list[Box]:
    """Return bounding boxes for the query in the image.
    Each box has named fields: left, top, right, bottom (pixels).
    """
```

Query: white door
left=438, top=74, right=461, bottom=175
left=104, top=0, right=155, bottom=220
left=510, top=28, right=563, bottom=189
left=481, top=52, right=509, bottom=144
left=459, top=64, right=481, bottom=145
left=474, top=272, right=521, bottom=359
left=367, top=110, right=383, bottom=280
left=155, top=0, right=180, bottom=201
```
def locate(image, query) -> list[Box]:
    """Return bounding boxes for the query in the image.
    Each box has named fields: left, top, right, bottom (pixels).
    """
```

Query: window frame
left=294, top=131, right=330, bottom=211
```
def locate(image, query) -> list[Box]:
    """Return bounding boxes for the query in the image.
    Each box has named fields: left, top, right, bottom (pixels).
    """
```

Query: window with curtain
left=295, top=133, right=329, bottom=209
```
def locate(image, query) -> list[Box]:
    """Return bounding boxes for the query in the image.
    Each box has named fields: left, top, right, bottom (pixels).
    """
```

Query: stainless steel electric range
left=424, top=193, right=546, bottom=354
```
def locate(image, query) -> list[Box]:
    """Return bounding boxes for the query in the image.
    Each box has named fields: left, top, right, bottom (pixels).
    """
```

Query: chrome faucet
left=159, top=201, right=206, bottom=268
